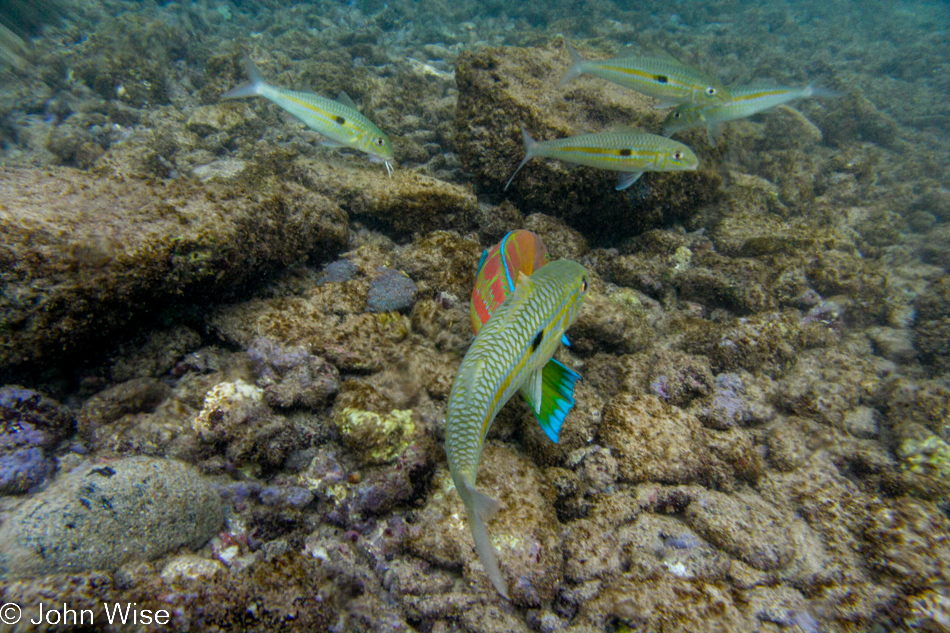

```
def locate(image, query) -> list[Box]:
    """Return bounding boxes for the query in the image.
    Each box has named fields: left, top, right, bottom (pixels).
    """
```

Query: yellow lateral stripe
left=558, top=146, right=659, bottom=157
left=480, top=356, right=526, bottom=438
left=597, top=65, right=690, bottom=85
left=281, top=94, right=342, bottom=125
left=735, top=89, right=789, bottom=101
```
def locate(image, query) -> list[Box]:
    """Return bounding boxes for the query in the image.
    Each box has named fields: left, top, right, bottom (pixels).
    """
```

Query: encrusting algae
left=0, top=0, right=948, bottom=630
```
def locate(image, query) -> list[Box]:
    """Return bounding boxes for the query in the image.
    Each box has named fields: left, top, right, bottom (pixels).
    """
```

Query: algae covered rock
left=453, top=41, right=719, bottom=241
left=0, top=457, right=223, bottom=578
left=914, top=274, right=950, bottom=375
left=332, top=407, right=416, bottom=466
left=600, top=395, right=709, bottom=485
left=291, top=158, right=480, bottom=237
left=684, top=489, right=796, bottom=572
left=0, top=167, right=348, bottom=371
left=408, top=443, right=562, bottom=606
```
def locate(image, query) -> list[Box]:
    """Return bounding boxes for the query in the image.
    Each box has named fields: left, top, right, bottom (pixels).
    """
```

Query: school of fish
left=220, top=41, right=843, bottom=599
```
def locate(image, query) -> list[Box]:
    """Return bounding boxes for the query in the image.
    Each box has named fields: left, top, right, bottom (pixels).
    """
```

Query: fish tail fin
left=805, top=83, right=844, bottom=99
left=460, top=482, right=509, bottom=599
left=221, top=55, right=267, bottom=99
left=504, top=127, right=539, bottom=191
left=559, top=42, right=586, bottom=86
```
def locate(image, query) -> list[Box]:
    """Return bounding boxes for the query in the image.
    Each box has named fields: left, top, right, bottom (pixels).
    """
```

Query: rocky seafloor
left=0, top=0, right=949, bottom=631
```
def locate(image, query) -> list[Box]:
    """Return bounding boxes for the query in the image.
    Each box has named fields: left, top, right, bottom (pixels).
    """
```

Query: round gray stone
left=0, top=457, right=224, bottom=578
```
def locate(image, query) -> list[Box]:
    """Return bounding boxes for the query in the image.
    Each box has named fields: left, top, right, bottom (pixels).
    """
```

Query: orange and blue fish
left=470, top=230, right=549, bottom=334
left=471, top=230, right=573, bottom=352
left=468, top=230, right=580, bottom=445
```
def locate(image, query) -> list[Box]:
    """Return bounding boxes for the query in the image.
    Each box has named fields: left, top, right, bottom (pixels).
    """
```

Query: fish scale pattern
left=446, top=260, right=586, bottom=484
left=537, top=131, right=694, bottom=172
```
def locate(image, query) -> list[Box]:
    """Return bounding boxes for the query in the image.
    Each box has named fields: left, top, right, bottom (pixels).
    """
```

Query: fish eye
left=673, top=112, right=681, bottom=118
left=375, top=138, right=385, bottom=146
left=673, top=151, right=683, bottom=160
left=706, top=86, right=717, bottom=96
left=581, top=278, right=588, bottom=292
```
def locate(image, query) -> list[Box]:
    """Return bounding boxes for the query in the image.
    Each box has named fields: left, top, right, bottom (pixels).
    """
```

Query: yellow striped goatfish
left=222, top=56, right=395, bottom=175
left=506, top=127, right=699, bottom=191
left=662, top=83, right=843, bottom=146
left=446, top=259, right=589, bottom=598
left=562, top=43, right=731, bottom=107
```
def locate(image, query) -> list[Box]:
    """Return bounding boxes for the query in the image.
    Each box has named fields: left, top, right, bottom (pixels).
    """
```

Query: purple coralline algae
left=247, top=337, right=340, bottom=409
left=366, top=267, right=418, bottom=313
left=259, top=485, right=315, bottom=508
left=0, top=386, right=75, bottom=495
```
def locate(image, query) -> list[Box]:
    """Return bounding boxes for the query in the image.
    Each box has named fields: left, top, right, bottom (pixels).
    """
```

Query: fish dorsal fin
left=520, top=359, right=582, bottom=443
left=475, top=247, right=489, bottom=278
left=336, top=91, right=359, bottom=110
left=494, top=269, right=537, bottom=329
left=653, top=49, right=685, bottom=64
left=743, top=78, right=782, bottom=90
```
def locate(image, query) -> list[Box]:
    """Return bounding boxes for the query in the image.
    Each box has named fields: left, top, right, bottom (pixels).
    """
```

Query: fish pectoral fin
left=522, top=359, right=582, bottom=443
left=336, top=91, right=359, bottom=110
left=467, top=484, right=502, bottom=523
left=521, top=366, right=544, bottom=416
left=617, top=171, right=644, bottom=190
left=707, top=122, right=724, bottom=147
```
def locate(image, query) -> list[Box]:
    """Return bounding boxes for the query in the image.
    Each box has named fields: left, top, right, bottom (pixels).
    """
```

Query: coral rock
left=684, top=489, right=796, bottom=572
left=0, top=167, right=347, bottom=371
left=600, top=395, right=709, bottom=485
left=0, top=457, right=223, bottom=577
left=408, top=443, right=562, bottom=606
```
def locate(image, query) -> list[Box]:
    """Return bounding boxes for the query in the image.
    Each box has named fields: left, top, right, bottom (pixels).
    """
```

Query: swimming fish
left=505, top=127, right=699, bottom=191
left=221, top=55, right=395, bottom=175
left=446, top=259, right=589, bottom=598
left=561, top=43, right=731, bottom=107
left=470, top=230, right=549, bottom=334
left=662, top=82, right=843, bottom=146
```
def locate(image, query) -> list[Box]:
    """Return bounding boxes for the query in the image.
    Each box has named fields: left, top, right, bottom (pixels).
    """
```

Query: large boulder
left=0, top=167, right=348, bottom=371
left=0, top=456, right=224, bottom=578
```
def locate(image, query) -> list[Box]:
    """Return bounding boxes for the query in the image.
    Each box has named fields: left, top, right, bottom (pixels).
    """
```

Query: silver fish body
left=662, top=83, right=842, bottom=145
left=446, top=259, right=589, bottom=598
left=221, top=56, right=395, bottom=174
left=505, top=127, right=699, bottom=191
left=562, top=43, right=731, bottom=106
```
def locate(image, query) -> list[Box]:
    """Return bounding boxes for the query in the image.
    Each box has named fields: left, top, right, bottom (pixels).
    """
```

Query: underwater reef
left=0, top=0, right=949, bottom=631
